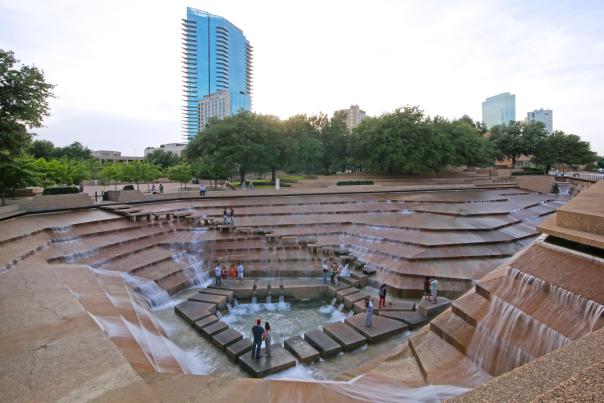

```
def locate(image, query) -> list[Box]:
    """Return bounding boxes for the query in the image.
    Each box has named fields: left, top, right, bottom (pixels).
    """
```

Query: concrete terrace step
left=226, top=338, right=253, bottom=362
left=283, top=336, right=321, bottom=363
left=211, top=328, right=243, bottom=351
left=238, top=345, right=297, bottom=378
left=304, top=329, right=342, bottom=358
left=451, top=291, right=492, bottom=326
left=132, top=260, right=188, bottom=282
left=345, top=313, right=407, bottom=343
left=323, top=321, right=368, bottom=351
left=188, top=291, right=228, bottom=310
left=175, top=300, right=216, bottom=325
left=430, top=310, right=476, bottom=354
left=378, top=310, right=430, bottom=329
left=103, top=247, right=177, bottom=273
left=68, top=236, right=169, bottom=267
left=197, top=287, right=234, bottom=302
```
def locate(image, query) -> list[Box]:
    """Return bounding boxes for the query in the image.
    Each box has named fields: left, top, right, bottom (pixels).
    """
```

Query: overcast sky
left=1, top=0, right=603, bottom=156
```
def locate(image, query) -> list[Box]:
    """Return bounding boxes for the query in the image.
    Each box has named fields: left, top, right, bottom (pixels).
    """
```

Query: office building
left=527, top=109, right=553, bottom=133
left=198, top=90, right=231, bottom=130
left=343, top=105, right=366, bottom=130
left=144, top=143, right=188, bottom=157
left=92, top=150, right=143, bottom=164
left=182, top=7, right=253, bottom=138
left=482, top=92, right=516, bottom=129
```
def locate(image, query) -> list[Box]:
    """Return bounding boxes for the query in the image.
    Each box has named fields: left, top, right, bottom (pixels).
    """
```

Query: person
left=423, top=277, right=431, bottom=301
left=221, top=265, right=228, bottom=281
left=322, top=259, right=329, bottom=285
left=200, top=183, right=206, bottom=197
left=251, top=319, right=264, bottom=360
left=379, top=284, right=387, bottom=309
left=250, top=181, right=254, bottom=191
left=229, top=207, right=235, bottom=227
left=263, top=321, right=272, bottom=358
left=237, top=262, right=244, bottom=285
left=329, top=263, right=336, bottom=284
left=223, top=208, right=228, bottom=226
left=229, top=263, right=237, bottom=285
left=214, top=263, right=222, bottom=286
left=159, top=183, right=164, bottom=194
left=151, top=183, right=156, bottom=193
left=242, top=181, right=247, bottom=190
left=365, top=296, right=374, bottom=328
left=430, top=277, right=439, bottom=304
left=79, top=182, right=84, bottom=192
left=334, top=265, right=340, bottom=287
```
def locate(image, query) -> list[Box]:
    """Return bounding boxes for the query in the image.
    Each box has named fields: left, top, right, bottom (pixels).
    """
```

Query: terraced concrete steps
left=323, top=321, right=367, bottom=351
left=238, top=345, right=297, bottom=378
left=304, top=329, right=342, bottom=358
left=345, top=313, right=408, bottom=343
left=284, top=336, right=321, bottom=363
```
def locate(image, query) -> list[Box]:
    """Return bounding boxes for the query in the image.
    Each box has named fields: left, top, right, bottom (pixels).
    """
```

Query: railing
left=548, top=171, right=604, bottom=182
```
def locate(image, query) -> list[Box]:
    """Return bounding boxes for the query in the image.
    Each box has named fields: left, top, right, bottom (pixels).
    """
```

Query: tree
left=144, top=149, right=181, bottom=169
left=186, top=111, right=272, bottom=183
left=0, top=49, right=54, bottom=197
left=489, top=121, right=547, bottom=168
left=167, top=163, right=193, bottom=189
left=281, top=114, right=323, bottom=174
left=319, top=112, right=349, bottom=173
left=532, top=131, right=595, bottom=173
left=28, top=139, right=55, bottom=159
left=120, top=161, right=160, bottom=190
left=443, top=117, right=494, bottom=168
left=99, top=163, right=123, bottom=189
left=52, top=141, right=92, bottom=160
left=0, top=157, right=35, bottom=205
left=191, top=158, right=230, bottom=188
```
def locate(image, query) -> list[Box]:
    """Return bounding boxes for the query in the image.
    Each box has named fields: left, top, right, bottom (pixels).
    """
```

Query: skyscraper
left=182, top=8, right=253, bottom=138
left=527, top=109, right=553, bottom=133
left=346, top=105, right=366, bottom=131
left=482, top=92, right=516, bottom=129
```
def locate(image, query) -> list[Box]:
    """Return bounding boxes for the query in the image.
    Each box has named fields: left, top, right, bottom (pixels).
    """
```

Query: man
left=251, top=319, right=264, bottom=360
left=214, top=263, right=222, bottom=286
left=159, top=183, right=164, bottom=194
left=229, top=208, right=235, bottom=227
left=430, top=277, right=439, bottom=304
left=200, top=183, right=206, bottom=197
left=237, top=262, right=244, bottom=285
left=223, top=208, right=228, bottom=226
left=321, top=258, right=329, bottom=285
left=379, top=284, right=387, bottom=309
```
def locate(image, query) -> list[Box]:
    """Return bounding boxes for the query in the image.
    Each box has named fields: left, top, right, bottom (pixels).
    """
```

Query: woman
left=365, top=297, right=374, bottom=328
left=263, top=321, right=272, bottom=358
left=379, top=284, right=387, bottom=309
left=423, top=277, right=431, bottom=301
left=229, top=263, right=237, bottom=285
left=221, top=265, right=227, bottom=280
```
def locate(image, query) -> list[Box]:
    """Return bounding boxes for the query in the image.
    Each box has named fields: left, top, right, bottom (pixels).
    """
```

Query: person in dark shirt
left=251, top=319, right=265, bottom=360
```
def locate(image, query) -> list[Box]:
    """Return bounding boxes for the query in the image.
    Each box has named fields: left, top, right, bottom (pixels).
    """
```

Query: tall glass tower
left=482, top=92, right=516, bottom=129
left=182, top=8, right=253, bottom=138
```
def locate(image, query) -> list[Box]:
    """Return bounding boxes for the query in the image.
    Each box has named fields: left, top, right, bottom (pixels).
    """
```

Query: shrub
left=42, top=186, right=80, bottom=195
left=303, top=175, right=318, bottom=179
left=122, top=184, right=134, bottom=190
left=336, top=180, right=374, bottom=186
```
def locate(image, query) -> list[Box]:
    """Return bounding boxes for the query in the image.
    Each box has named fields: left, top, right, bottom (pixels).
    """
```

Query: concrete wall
left=20, top=193, right=94, bottom=212
left=516, top=175, right=555, bottom=193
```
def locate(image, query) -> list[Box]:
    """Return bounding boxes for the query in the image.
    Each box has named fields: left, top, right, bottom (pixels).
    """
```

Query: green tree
left=28, top=139, right=55, bottom=159
left=167, top=163, right=192, bottom=189
left=444, top=117, right=494, bottom=168
left=0, top=157, right=36, bottom=205
left=319, top=112, right=349, bottom=173
left=52, top=141, right=92, bottom=160
left=191, top=158, right=230, bottom=188
left=489, top=121, right=547, bottom=168
left=0, top=49, right=55, bottom=204
left=99, top=163, right=123, bottom=189
left=120, top=161, right=160, bottom=190
left=281, top=114, right=323, bottom=174
left=144, top=149, right=181, bottom=169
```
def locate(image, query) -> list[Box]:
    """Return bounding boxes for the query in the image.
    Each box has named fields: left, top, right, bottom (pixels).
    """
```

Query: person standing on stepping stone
left=365, top=296, right=374, bottom=328
left=322, top=259, right=329, bottom=285
left=229, top=207, right=235, bottom=227
left=423, top=277, right=431, bottom=301
left=237, top=262, right=244, bottom=285
left=379, top=284, right=387, bottom=308
left=430, top=277, right=439, bottom=304
left=214, top=263, right=222, bottom=286
left=223, top=208, right=228, bottom=226
left=263, top=321, right=272, bottom=358
left=251, top=319, right=264, bottom=360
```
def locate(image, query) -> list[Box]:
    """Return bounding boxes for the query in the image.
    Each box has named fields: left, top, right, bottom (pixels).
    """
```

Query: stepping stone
left=349, top=271, right=369, bottom=287
left=345, top=313, right=407, bottom=343
left=304, top=329, right=342, bottom=358
left=336, top=287, right=359, bottom=301
left=284, top=336, right=320, bottom=364
left=198, top=288, right=234, bottom=302
left=341, top=277, right=360, bottom=287
left=362, top=267, right=377, bottom=275
left=323, top=322, right=367, bottom=351
left=239, top=345, right=296, bottom=378
left=193, top=314, right=220, bottom=332
left=188, top=292, right=227, bottom=309
left=200, top=320, right=229, bottom=339
left=379, top=300, right=417, bottom=311
left=418, top=297, right=452, bottom=318
left=212, top=328, right=243, bottom=351
left=175, top=300, right=216, bottom=325
left=343, top=291, right=369, bottom=309
left=378, top=310, right=430, bottom=329
left=226, top=338, right=253, bottom=362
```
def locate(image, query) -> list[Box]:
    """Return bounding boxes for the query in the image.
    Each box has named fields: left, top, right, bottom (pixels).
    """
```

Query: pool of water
left=153, top=286, right=413, bottom=381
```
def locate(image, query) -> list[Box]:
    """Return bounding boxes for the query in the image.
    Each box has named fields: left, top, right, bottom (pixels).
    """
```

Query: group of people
left=251, top=319, right=272, bottom=359
left=214, top=262, right=245, bottom=286
left=423, top=276, right=439, bottom=303
left=241, top=181, right=255, bottom=190
left=321, top=258, right=347, bottom=286
left=150, top=183, right=164, bottom=195
left=223, top=207, right=235, bottom=226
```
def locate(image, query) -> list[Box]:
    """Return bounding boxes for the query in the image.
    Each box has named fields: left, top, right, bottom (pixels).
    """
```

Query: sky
left=1, top=0, right=603, bottom=156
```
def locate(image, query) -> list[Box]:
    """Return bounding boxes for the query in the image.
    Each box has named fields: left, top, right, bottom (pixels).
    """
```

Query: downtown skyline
left=1, top=0, right=603, bottom=155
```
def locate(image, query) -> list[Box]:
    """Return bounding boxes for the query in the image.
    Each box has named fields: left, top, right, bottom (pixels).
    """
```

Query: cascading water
left=123, top=272, right=173, bottom=309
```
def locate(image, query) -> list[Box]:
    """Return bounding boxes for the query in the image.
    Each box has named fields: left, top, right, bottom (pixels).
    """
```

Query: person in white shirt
left=430, top=278, right=439, bottom=303
left=237, top=263, right=244, bottom=285
left=214, top=264, right=222, bottom=286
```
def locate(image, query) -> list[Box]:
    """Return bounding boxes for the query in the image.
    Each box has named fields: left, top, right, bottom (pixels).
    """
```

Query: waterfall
left=123, top=273, right=173, bottom=309
left=279, top=295, right=285, bottom=304
left=338, top=303, right=345, bottom=312
left=266, top=295, right=272, bottom=304
left=331, top=297, right=337, bottom=306
left=251, top=296, right=257, bottom=304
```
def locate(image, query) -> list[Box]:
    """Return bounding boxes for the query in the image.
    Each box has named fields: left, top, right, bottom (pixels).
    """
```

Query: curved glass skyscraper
left=182, top=8, right=253, bottom=138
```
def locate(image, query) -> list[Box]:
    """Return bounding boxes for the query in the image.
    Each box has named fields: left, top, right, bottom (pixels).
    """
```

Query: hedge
left=123, top=184, right=135, bottom=190
left=336, top=180, right=374, bottom=186
left=42, top=186, right=80, bottom=195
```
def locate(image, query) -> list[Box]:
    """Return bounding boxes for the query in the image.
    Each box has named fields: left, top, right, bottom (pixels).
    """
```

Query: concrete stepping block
left=284, top=336, right=320, bottom=364
left=212, top=328, right=243, bottom=351
left=193, top=314, right=220, bottom=332
left=175, top=300, right=216, bottom=325
left=336, top=287, right=359, bottom=301
left=349, top=271, right=369, bottom=287
left=341, top=277, right=360, bottom=287
left=200, top=320, right=229, bottom=339
left=345, top=313, right=407, bottom=343
left=238, top=345, right=296, bottom=378
left=343, top=291, right=369, bottom=309
left=362, top=267, right=377, bottom=275
left=188, top=292, right=227, bottom=309
left=323, top=322, right=367, bottom=351
left=226, top=338, right=253, bottom=362
left=418, top=297, right=452, bottom=318
left=328, top=284, right=352, bottom=297
left=304, top=329, right=342, bottom=358
left=378, top=310, right=430, bottom=329
left=198, top=287, right=234, bottom=302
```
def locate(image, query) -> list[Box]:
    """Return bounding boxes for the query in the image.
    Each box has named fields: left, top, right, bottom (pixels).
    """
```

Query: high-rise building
left=182, top=8, right=253, bottom=138
left=527, top=109, right=553, bottom=133
left=345, top=105, right=366, bottom=130
left=198, top=90, right=231, bottom=130
left=482, top=92, right=516, bottom=129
